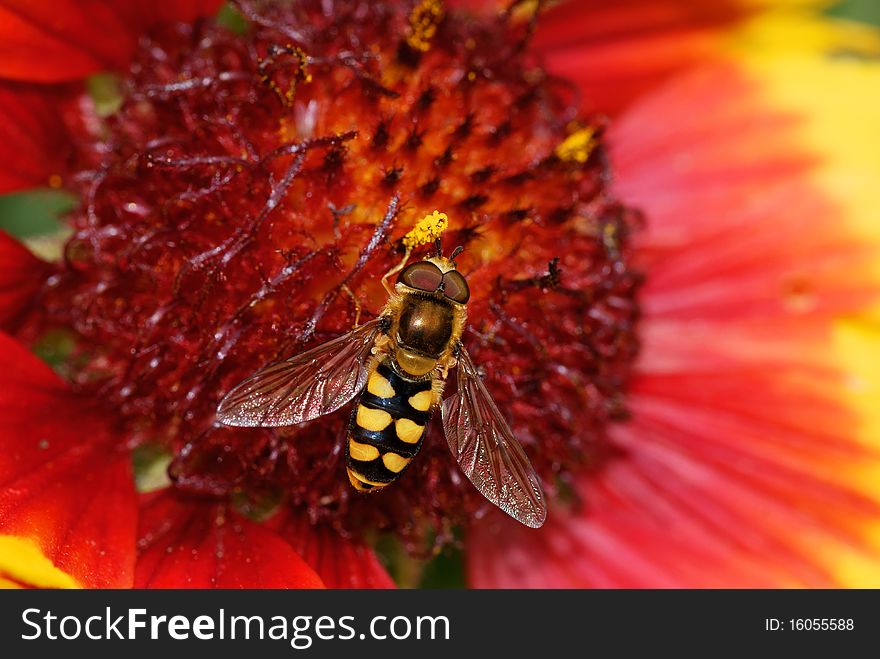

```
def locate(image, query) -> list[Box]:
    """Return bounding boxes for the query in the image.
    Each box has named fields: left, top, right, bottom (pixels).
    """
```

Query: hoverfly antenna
left=450, top=245, right=464, bottom=264
left=434, top=237, right=443, bottom=258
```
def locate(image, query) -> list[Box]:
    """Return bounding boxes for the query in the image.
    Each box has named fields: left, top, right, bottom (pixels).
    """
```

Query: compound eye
left=442, top=270, right=470, bottom=303
left=398, top=261, right=443, bottom=292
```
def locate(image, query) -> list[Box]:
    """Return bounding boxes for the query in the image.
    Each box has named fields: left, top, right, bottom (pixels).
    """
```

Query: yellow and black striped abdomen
left=346, top=358, right=434, bottom=492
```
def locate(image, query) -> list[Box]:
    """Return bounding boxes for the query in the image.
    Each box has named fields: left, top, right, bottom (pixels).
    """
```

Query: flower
left=1, top=0, right=879, bottom=588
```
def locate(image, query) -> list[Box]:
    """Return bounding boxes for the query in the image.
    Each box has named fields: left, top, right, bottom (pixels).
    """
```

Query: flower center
left=42, top=0, right=642, bottom=544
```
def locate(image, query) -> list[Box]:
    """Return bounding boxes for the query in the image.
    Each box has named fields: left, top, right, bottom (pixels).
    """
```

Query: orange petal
left=466, top=53, right=880, bottom=587
left=0, top=331, right=137, bottom=588
left=135, top=491, right=325, bottom=589
left=611, top=62, right=878, bottom=321
left=0, top=0, right=225, bottom=82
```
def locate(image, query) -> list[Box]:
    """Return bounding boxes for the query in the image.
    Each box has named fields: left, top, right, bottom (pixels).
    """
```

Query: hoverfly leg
left=340, top=283, right=362, bottom=328
left=381, top=246, right=413, bottom=296
left=438, top=340, right=462, bottom=378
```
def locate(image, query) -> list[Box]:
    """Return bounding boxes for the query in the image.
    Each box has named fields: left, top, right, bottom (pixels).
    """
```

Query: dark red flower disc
left=33, top=0, right=642, bottom=547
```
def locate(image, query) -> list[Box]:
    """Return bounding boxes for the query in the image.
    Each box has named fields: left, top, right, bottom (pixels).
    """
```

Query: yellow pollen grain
left=406, top=0, right=445, bottom=53
left=47, top=174, right=62, bottom=189
left=395, top=418, right=424, bottom=444
left=555, top=127, right=596, bottom=163
left=367, top=371, right=396, bottom=398
left=348, top=439, right=380, bottom=462
left=356, top=406, right=392, bottom=431
left=403, top=210, right=448, bottom=250
left=408, top=390, right=433, bottom=412
left=382, top=452, right=411, bottom=473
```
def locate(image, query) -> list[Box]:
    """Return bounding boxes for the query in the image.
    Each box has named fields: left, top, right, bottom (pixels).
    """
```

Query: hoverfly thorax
left=391, top=256, right=469, bottom=379
left=216, top=220, right=546, bottom=528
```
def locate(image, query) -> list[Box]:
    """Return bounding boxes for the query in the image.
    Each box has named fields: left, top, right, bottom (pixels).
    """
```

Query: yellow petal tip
left=0, top=535, right=81, bottom=589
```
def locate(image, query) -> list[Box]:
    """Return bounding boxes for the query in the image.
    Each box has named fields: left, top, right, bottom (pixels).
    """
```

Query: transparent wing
left=216, top=318, right=382, bottom=428
left=441, top=347, right=547, bottom=528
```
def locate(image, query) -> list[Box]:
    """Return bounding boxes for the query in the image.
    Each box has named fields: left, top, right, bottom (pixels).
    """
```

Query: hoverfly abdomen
left=346, top=358, right=435, bottom=491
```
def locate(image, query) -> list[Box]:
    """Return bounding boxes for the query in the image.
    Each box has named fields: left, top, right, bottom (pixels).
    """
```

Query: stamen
left=555, top=126, right=597, bottom=163
left=406, top=0, right=445, bottom=53
left=257, top=43, right=312, bottom=106
left=403, top=210, right=449, bottom=249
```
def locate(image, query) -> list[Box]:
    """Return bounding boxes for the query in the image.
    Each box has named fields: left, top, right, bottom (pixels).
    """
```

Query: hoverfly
left=216, top=221, right=546, bottom=528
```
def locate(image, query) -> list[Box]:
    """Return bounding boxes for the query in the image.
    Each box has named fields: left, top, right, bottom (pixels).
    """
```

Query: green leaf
left=87, top=72, right=123, bottom=117
left=132, top=444, right=174, bottom=493
left=828, top=0, right=880, bottom=26
left=0, top=189, right=75, bottom=239
left=216, top=2, right=250, bottom=34
left=418, top=546, right=467, bottom=589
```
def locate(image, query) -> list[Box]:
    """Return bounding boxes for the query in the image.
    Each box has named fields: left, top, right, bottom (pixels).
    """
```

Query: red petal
left=449, top=1, right=756, bottom=115
left=271, top=512, right=395, bottom=589
left=135, top=492, right=325, bottom=589
left=530, top=1, right=748, bottom=116
left=0, top=0, right=225, bottom=82
left=0, top=82, right=78, bottom=192
left=610, top=63, right=878, bottom=321
left=122, top=1, right=228, bottom=27
left=0, top=331, right=137, bottom=588
left=0, top=231, right=49, bottom=330
left=466, top=61, right=880, bottom=588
